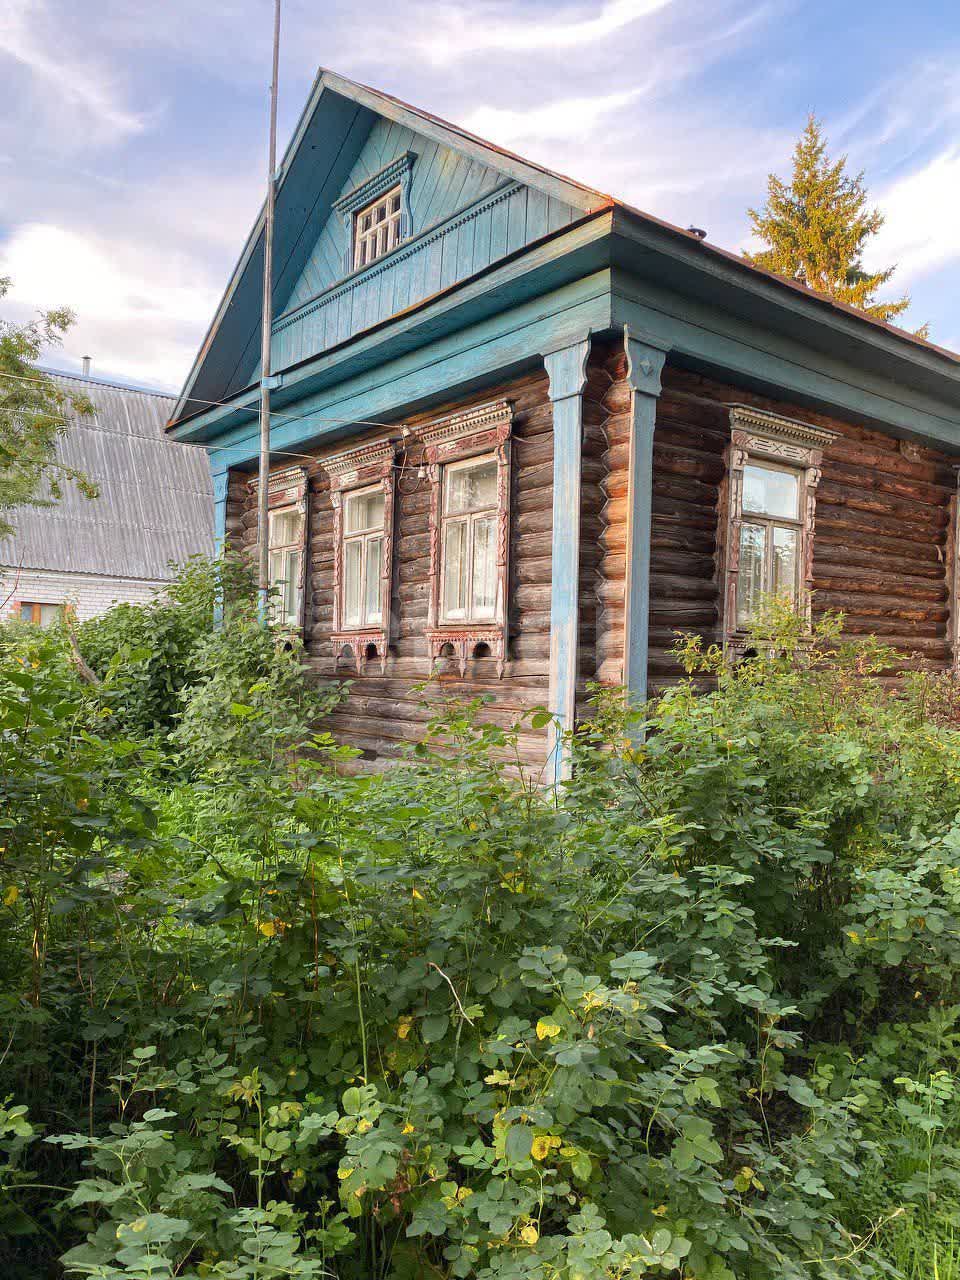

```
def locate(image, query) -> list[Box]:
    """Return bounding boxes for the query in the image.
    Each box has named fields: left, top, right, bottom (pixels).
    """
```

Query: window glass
left=471, top=515, right=496, bottom=618
left=441, top=520, right=468, bottom=618
left=343, top=540, right=363, bottom=626
left=345, top=489, right=384, bottom=534
left=445, top=459, right=498, bottom=514
left=742, top=463, right=799, bottom=519
left=364, top=536, right=383, bottom=624
left=771, top=526, right=798, bottom=599
left=736, top=522, right=766, bottom=629
left=270, top=508, right=303, bottom=547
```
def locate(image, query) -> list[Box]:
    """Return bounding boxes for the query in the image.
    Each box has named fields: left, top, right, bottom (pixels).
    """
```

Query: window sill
left=332, top=628, right=389, bottom=675
left=425, top=624, right=507, bottom=679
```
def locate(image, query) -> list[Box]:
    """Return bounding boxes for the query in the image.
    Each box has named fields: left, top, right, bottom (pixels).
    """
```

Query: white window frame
left=438, top=454, right=499, bottom=625
left=341, top=484, right=386, bottom=630
left=720, top=406, right=837, bottom=652
left=268, top=505, right=304, bottom=628
left=353, top=186, right=402, bottom=271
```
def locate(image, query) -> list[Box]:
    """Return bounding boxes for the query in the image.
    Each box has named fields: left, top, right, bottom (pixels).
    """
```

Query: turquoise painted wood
left=246, top=122, right=583, bottom=384
left=543, top=337, right=591, bottom=786
left=201, top=275, right=614, bottom=474
left=622, top=331, right=667, bottom=722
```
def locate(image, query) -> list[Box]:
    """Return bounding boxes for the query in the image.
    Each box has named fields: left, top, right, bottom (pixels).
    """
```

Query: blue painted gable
left=260, top=122, right=585, bottom=379
left=171, top=70, right=604, bottom=427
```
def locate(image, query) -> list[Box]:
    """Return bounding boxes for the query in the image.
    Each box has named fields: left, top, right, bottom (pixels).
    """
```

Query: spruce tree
left=746, top=115, right=911, bottom=325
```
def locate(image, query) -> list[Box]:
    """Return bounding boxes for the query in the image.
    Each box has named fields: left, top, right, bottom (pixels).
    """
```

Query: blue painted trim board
left=544, top=337, right=591, bottom=786
left=622, top=330, right=667, bottom=723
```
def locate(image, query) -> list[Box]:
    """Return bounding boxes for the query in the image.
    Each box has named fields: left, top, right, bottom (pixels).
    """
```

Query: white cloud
left=0, top=223, right=221, bottom=390
left=415, top=0, right=674, bottom=60
left=871, top=147, right=960, bottom=286
left=0, top=0, right=148, bottom=146
left=462, top=88, right=646, bottom=149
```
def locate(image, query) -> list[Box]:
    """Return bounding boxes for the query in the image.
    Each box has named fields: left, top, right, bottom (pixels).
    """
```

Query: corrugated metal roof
left=1, top=371, right=213, bottom=580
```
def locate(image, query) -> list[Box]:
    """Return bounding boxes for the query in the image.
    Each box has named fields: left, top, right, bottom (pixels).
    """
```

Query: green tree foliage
left=746, top=115, right=913, bottom=326
left=0, top=276, right=96, bottom=538
left=3, top=584, right=960, bottom=1277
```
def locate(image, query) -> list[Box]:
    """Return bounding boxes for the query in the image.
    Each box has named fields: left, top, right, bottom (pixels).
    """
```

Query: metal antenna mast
left=257, top=0, right=282, bottom=619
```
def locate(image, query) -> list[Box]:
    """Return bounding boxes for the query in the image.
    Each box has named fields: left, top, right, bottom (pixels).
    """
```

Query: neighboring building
left=1, top=371, right=213, bottom=623
left=167, top=69, right=960, bottom=779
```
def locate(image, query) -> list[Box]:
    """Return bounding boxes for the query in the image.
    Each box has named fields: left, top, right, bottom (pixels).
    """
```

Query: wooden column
left=544, top=337, right=591, bottom=785
left=622, top=331, right=667, bottom=719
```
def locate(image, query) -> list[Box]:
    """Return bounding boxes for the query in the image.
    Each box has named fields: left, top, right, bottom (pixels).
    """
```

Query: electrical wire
left=0, top=368, right=403, bottom=453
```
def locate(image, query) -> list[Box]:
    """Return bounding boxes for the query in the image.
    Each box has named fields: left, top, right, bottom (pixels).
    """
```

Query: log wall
left=593, top=362, right=957, bottom=691
left=225, top=345, right=958, bottom=764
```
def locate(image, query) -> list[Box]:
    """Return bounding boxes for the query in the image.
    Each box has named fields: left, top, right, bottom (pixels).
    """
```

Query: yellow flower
left=258, top=920, right=276, bottom=938
left=3, top=885, right=18, bottom=907
left=531, top=1136, right=552, bottom=1161
left=412, top=888, right=425, bottom=901
left=402, top=1122, right=415, bottom=1135
left=520, top=1224, right=539, bottom=1245
left=397, top=1017, right=413, bottom=1040
left=652, top=1204, right=668, bottom=1217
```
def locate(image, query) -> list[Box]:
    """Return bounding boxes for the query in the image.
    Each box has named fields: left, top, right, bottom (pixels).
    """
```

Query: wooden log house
left=167, top=70, right=960, bottom=780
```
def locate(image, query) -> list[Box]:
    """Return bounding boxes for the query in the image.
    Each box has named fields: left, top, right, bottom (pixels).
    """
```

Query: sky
left=1, top=0, right=958, bottom=393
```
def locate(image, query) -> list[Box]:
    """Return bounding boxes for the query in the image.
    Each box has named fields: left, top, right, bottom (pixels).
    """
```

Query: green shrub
left=3, top=609, right=960, bottom=1277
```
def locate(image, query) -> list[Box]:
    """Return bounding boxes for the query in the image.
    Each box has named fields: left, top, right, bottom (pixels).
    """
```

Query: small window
left=19, top=602, right=63, bottom=627
left=735, top=461, right=801, bottom=628
left=439, top=455, right=499, bottom=623
left=268, top=506, right=304, bottom=627
left=341, top=486, right=385, bottom=629
left=354, top=186, right=402, bottom=270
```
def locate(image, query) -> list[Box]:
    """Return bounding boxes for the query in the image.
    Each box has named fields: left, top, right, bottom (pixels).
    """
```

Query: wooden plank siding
left=224, top=345, right=957, bottom=768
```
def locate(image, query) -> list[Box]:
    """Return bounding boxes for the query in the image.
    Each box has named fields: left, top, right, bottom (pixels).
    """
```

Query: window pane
left=344, top=540, right=362, bottom=626
left=445, top=458, right=498, bottom=514
left=345, top=489, right=384, bottom=533
left=38, top=604, right=61, bottom=627
left=441, top=520, right=468, bottom=617
left=283, top=549, right=301, bottom=623
left=771, top=526, right=798, bottom=604
left=742, top=464, right=799, bottom=519
left=364, top=536, right=382, bottom=623
left=471, top=515, right=496, bottom=618
left=270, top=508, right=303, bottom=548
left=736, top=522, right=766, bottom=628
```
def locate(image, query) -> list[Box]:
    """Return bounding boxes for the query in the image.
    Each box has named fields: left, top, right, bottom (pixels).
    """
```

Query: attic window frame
left=353, top=187, right=403, bottom=270
left=333, top=152, right=416, bottom=276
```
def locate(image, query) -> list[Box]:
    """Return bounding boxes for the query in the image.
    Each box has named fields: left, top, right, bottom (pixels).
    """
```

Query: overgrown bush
left=2, top=602, right=960, bottom=1278
left=77, top=554, right=258, bottom=736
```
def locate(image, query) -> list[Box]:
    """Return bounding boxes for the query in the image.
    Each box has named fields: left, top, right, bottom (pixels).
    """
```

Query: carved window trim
left=321, top=439, right=398, bottom=675
left=249, top=466, right=309, bottom=632
left=332, top=153, right=415, bottom=276
left=418, top=399, right=513, bottom=678
left=718, top=405, right=837, bottom=652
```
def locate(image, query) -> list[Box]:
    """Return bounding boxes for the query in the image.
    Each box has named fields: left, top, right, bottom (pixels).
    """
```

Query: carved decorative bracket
left=415, top=399, right=514, bottom=678
left=719, top=405, right=838, bottom=651
left=320, top=438, right=398, bottom=676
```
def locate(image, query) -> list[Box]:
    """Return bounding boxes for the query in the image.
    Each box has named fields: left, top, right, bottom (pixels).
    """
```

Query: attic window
left=354, top=187, right=402, bottom=269
left=332, top=152, right=416, bottom=277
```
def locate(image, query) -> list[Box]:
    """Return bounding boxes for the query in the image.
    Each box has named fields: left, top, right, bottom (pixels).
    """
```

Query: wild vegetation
left=2, top=564, right=960, bottom=1279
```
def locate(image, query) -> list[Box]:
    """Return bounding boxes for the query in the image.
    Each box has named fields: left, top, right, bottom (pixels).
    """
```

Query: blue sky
left=1, top=0, right=958, bottom=391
